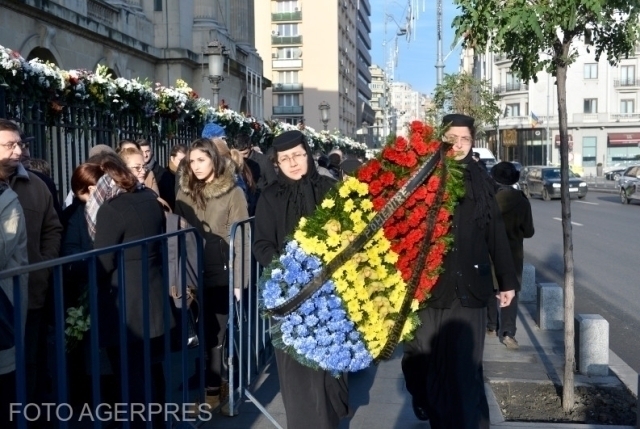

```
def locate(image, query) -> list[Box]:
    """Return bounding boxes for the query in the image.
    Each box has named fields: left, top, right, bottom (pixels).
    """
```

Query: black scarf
left=459, top=151, right=495, bottom=228
left=275, top=143, right=335, bottom=235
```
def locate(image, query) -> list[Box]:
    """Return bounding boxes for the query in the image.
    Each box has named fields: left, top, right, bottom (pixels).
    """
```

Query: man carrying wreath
left=401, top=114, right=518, bottom=428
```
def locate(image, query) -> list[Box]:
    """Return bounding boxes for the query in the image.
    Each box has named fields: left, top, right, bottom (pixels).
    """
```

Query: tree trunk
left=556, top=53, right=576, bottom=412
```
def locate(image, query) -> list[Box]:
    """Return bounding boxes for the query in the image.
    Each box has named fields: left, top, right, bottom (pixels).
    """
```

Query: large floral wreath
left=260, top=121, right=465, bottom=374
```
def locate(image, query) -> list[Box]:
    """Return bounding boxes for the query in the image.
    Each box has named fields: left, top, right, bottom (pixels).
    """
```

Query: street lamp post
left=205, top=41, right=227, bottom=108
left=319, top=101, right=330, bottom=131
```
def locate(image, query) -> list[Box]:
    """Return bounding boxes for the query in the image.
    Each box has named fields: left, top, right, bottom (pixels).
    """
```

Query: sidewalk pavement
left=202, top=302, right=638, bottom=429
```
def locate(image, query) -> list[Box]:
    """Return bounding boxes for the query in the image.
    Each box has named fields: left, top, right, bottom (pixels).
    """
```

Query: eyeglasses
left=444, top=134, right=473, bottom=146
left=277, top=152, right=307, bottom=165
left=128, top=165, right=147, bottom=173
left=0, top=141, right=28, bottom=151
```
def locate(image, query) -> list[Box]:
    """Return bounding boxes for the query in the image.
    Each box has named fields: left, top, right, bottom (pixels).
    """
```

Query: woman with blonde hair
left=175, top=138, right=249, bottom=406
left=118, top=147, right=160, bottom=195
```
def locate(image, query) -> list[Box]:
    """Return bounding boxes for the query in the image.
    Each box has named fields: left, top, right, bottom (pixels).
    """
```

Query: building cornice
left=1, top=0, right=202, bottom=69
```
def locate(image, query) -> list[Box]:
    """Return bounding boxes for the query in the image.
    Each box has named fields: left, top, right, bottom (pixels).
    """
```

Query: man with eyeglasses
left=402, top=114, right=517, bottom=428
left=0, top=119, right=62, bottom=408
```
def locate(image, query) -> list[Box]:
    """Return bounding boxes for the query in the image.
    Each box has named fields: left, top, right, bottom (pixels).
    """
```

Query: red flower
left=372, top=196, right=387, bottom=211
left=369, top=180, right=384, bottom=196
left=395, top=136, right=408, bottom=151
left=379, top=171, right=396, bottom=187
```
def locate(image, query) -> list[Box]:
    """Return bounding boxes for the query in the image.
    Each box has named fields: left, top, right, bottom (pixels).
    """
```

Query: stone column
left=229, top=0, right=250, bottom=46
left=194, top=0, right=229, bottom=32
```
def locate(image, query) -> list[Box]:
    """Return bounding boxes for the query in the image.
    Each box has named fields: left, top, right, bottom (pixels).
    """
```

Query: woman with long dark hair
left=174, top=138, right=249, bottom=406
left=252, top=130, right=344, bottom=429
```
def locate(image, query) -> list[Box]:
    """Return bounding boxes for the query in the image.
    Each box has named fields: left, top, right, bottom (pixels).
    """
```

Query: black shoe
left=411, top=397, right=429, bottom=421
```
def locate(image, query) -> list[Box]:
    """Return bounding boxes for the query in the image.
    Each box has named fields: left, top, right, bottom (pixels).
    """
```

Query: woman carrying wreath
left=401, top=114, right=518, bottom=429
left=252, top=130, right=345, bottom=429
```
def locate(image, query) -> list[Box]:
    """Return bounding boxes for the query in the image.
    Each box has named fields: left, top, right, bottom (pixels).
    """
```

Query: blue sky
left=368, top=0, right=462, bottom=95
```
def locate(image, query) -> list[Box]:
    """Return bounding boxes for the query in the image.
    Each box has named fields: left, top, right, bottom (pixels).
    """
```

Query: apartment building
left=0, top=0, right=266, bottom=117
left=389, top=81, right=425, bottom=137
left=255, top=0, right=373, bottom=138
left=467, top=41, right=640, bottom=176
left=369, top=64, right=386, bottom=147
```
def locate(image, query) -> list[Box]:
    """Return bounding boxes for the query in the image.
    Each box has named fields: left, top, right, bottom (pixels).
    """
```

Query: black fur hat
left=491, top=161, right=520, bottom=186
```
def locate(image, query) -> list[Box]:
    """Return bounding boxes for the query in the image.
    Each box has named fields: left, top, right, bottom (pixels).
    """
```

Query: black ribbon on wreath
left=268, top=142, right=452, bottom=360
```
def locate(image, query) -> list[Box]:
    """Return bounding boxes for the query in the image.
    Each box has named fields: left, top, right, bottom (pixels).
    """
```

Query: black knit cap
left=442, top=113, right=475, bottom=129
left=491, top=161, right=520, bottom=186
left=273, top=130, right=305, bottom=152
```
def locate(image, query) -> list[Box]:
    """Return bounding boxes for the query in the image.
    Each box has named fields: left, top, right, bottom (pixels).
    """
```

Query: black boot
left=207, top=345, right=223, bottom=391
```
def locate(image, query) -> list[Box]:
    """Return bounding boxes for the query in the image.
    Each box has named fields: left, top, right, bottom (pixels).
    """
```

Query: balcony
left=272, top=83, right=304, bottom=93
left=494, top=53, right=511, bottom=63
left=272, top=11, right=302, bottom=21
left=499, top=116, right=529, bottom=127
left=614, top=79, right=640, bottom=88
left=273, top=106, right=304, bottom=115
left=272, top=59, right=303, bottom=69
left=272, top=35, right=302, bottom=45
left=494, top=83, right=529, bottom=94
left=611, top=113, right=640, bottom=121
left=572, top=113, right=609, bottom=122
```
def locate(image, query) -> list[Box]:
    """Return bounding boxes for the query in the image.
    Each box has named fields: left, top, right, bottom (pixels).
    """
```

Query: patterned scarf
left=85, top=174, right=127, bottom=241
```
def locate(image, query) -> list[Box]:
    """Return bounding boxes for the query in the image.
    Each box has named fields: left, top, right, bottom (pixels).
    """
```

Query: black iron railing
left=0, top=87, right=200, bottom=203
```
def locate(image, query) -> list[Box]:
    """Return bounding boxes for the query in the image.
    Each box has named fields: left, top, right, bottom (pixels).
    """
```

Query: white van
left=472, top=147, right=497, bottom=170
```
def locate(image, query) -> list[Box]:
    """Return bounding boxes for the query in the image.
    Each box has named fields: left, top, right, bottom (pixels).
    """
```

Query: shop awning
left=608, top=132, right=640, bottom=146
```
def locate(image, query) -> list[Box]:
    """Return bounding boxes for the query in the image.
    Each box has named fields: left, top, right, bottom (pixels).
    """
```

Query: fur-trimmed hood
left=178, top=158, right=237, bottom=200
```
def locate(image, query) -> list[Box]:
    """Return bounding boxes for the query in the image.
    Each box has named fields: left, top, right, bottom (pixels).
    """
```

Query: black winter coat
left=427, top=178, right=519, bottom=309
left=61, top=199, right=93, bottom=307
left=494, top=186, right=535, bottom=287
left=94, top=189, right=168, bottom=346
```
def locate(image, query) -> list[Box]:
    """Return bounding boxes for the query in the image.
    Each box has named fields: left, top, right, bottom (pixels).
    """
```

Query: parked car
left=519, top=166, right=588, bottom=200
left=605, top=168, right=626, bottom=181
left=617, top=165, right=640, bottom=204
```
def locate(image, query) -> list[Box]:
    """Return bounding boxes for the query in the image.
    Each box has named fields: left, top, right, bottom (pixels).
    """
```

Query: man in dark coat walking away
left=486, top=162, right=535, bottom=349
left=401, top=114, right=518, bottom=429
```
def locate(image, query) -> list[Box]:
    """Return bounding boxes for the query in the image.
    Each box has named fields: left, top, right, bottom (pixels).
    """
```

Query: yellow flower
left=323, top=219, right=341, bottom=234
left=326, top=234, right=341, bottom=248
left=321, top=199, right=335, bottom=209
left=411, top=299, right=420, bottom=311
left=343, top=199, right=355, bottom=213
left=338, top=185, right=352, bottom=199
left=298, top=217, right=308, bottom=228
left=360, top=199, right=374, bottom=211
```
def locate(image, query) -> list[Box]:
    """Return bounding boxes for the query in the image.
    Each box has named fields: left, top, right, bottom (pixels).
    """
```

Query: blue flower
left=260, top=239, right=374, bottom=374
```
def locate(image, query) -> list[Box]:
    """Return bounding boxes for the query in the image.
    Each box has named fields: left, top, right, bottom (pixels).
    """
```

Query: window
left=584, top=63, right=598, bottom=79
left=506, top=73, right=521, bottom=90
left=154, top=0, right=162, bottom=11
left=621, top=65, right=635, bottom=85
left=276, top=24, right=299, bottom=36
left=276, top=48, right=299, bottom=59
left=276, top=94, right=300, bottom=106
left=276, top=1, right=299, bottom=12
left=608, top=146, right=640, bottom=163
left=621, top=99, right=635, bottom=114
left=582, top=136, right=597, bottom=167
left=506, top=103, right=520, bottom=117
left=276, top=70, right=299, bottom=83
left=583, top=98, right=598, bottom=114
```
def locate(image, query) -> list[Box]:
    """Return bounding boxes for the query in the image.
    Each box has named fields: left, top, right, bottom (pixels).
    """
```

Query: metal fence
left=0, top=87, right=200, bottom=203
left=0, top=228, right=206, bottom=429
left=227, top=218, right=280, bottom=427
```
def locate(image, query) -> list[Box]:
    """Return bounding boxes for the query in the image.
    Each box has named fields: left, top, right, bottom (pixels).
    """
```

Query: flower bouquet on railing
left=259, top=121, right=466, bottom=374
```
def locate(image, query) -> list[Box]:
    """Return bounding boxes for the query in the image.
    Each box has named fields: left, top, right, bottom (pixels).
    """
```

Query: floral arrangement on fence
left=260, top=121, right=465, bottom=374
left=0, top=44, right=367, bottom=155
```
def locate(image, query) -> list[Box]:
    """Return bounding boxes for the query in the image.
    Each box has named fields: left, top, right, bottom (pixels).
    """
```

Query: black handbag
left=0, top=288, right=15, bottom=351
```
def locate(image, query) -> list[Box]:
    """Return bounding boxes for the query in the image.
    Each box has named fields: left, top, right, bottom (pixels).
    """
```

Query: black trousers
left=0, top=371, right=16, bottom=428
left=487, top=291, right=519, bottom=337
left=275, top=348, right=349, bottom=429
left=402, top=299, right=490, bottom=429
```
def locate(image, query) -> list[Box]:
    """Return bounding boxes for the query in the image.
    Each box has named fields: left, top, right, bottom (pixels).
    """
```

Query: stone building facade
left=0, top=0, right=266, bottom=118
